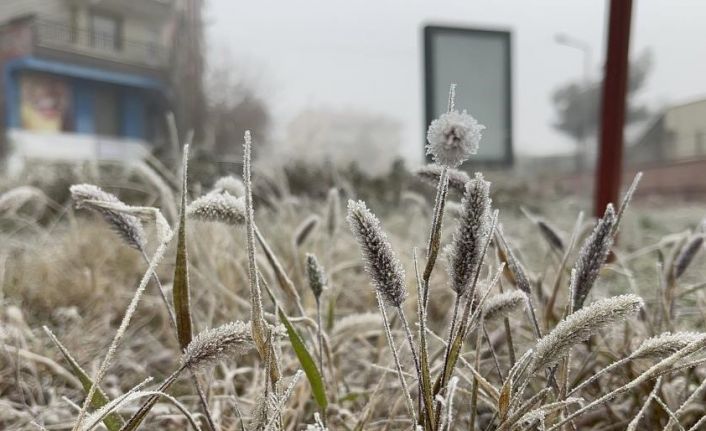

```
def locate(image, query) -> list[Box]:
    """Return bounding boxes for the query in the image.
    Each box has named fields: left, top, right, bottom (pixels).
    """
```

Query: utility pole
left=594, top=0, right=633, bottom=217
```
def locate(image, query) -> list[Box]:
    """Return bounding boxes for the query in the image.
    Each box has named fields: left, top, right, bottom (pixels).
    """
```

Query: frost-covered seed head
left=306, top=253, right=327, bottom=299
left=531, top=294, right=643, bottom=372
left=630, top=332, right=704, bottom=360
left=446, top=173, right=492, bottom=297
left=416, top=164, right=471, bottom=194
left=482, top=291, right=527, bottom=322
left=537, top=219, right=565, bottom=253
left=294, top=215, right=320, bottom=247
left=182, top=321, right=283, bottom=370
left=70, top=184, right=146, bottom=251
left=572, top=204, right=616, bottom=311
left=212, top=175, right=246, bottom=198
left=347, top=200, right=407, bottom=307
left=187, top=192, right=246, bottom=226
left=497, top=229, right=532, bottom=295
left=426, top=110, right=485, bottom=168
left=673, top=235, right=703, bottom=279
left=0, top=186, right=44, bottom=215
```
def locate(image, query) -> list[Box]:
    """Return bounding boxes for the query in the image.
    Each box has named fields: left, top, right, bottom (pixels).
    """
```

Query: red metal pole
left=594, top=0, right=633, bottom=217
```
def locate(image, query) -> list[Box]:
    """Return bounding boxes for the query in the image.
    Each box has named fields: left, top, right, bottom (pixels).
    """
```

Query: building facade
left=0, top=0, right=179, bottom=169
left=629, top=98, right=706, bottom=166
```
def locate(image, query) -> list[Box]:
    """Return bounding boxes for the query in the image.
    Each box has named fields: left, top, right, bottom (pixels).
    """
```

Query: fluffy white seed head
left=446, top=173, right=492, bottom=297
left=187, top=191, right=246, bottom=226
left=426, top=110, right=485, bottom=168
left=482, top=291, right=527, bottom=322
left=70, top=184, right=146, bottom=251
left=532, top=294, right=644, bottom=372
left=347, top=200, right=407, bottom=307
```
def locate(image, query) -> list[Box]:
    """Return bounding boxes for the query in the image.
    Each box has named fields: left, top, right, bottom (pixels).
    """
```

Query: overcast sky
left=205, top=0, right=706, bottom=164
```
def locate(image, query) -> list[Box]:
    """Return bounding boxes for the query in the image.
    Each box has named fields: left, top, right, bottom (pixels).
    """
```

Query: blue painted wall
left=73, top=79, right=95, bottom=134
left=120, top=89, right=145, bottom=139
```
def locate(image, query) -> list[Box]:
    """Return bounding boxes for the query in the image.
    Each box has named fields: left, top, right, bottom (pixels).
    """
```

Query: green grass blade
left=278, top=307, right=328, bottom=409
left=43, top=327, right=124, bottom=431
left=173, top=145, right=193, bottom=349
left=263, top=279, right=328, bottom=410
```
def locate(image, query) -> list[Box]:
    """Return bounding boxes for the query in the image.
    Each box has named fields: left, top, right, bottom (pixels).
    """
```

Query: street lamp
left=555, top=33, right=592, bottom=85
left=555, top=32, right=593, bottom=172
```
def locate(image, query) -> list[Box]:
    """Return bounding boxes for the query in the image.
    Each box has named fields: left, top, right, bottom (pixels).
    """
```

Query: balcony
left=31, top=19, right=168, bottom=72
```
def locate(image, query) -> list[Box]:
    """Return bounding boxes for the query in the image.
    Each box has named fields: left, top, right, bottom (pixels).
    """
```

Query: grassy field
left=1, top=144, right=706, bottom=431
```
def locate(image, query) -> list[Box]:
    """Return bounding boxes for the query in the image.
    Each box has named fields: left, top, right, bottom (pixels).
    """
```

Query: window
left=90, top=11, right=122, bottom=51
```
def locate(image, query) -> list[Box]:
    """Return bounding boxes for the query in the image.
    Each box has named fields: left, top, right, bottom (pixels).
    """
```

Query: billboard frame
left=423, top=25, right=514, bottom=167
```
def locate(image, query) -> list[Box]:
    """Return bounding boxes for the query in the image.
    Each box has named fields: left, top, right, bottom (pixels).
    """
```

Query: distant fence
left=554, top=159, right=706, bottom=201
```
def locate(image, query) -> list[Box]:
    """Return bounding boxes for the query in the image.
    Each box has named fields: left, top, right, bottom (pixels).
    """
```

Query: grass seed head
left=212, top=175, right=246, bottom=197
left=416, top=164, right=471, bottom=194
left=631, top=331, right=705, bottom=360
left=532, top=294, right=644, bottom=372
left=346, top=199, right=407, bottom=307
left=182, top=321, right=283, bottom=370
left=294, top=215, right=320, bottom=247
left=326, top=187, right=341, bottom=237
left=70, top=184, right=146, bottom=251
left=446, top=173, right=492, bottom=297
left=673, top=235, right=704, bottom=279
left=187, top=191, right=246, bottom=226
left=306, top=253, right=327, bottom=299
left=482, top=291, right=527, bottom=322
left=572, top=204, right=616, bottom=311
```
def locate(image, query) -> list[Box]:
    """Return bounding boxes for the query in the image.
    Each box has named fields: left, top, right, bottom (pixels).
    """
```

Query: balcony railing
left=33, top=19, right=168, bottom=69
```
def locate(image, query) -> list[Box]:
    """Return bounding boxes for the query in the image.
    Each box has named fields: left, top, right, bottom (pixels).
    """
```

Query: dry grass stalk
left=294, top=215, right=320, bottom=247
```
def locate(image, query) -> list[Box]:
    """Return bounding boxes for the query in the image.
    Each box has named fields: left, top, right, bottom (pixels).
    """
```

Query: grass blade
left=263, top=278, right=328, bottom=410
left=43, top=327, right=124, bottom=431
left=173, top=145, right=193, bottom=349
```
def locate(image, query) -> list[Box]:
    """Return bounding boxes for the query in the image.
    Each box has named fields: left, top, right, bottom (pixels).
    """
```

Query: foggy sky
left=206, top=0, right=706, bottom=165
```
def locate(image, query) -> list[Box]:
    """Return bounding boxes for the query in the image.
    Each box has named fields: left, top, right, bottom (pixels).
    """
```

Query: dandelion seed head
left=426, top=110, right=485, bottom=168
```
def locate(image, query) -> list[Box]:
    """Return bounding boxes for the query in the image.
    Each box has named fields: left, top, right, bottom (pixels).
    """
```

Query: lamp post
left=555, top=33, right=592, bottom=172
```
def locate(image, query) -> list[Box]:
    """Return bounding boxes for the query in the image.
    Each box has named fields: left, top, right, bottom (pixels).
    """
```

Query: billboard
left=424, top=26, right=513, bottom=166
left=20, top=72, right=72, bottom=132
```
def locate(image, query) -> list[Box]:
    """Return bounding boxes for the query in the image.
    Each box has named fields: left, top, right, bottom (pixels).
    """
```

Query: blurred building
left=0, top=0, right=185, bottom=170
left=628, top=98, right=706, bottom=165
